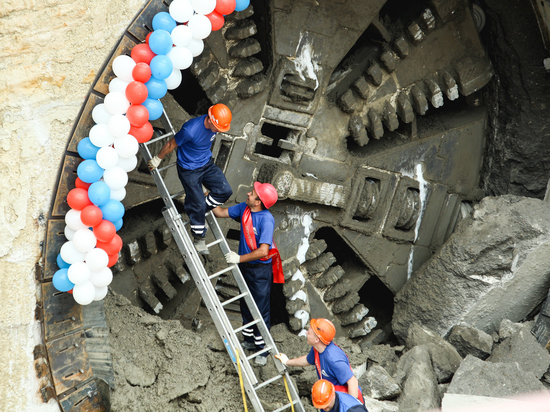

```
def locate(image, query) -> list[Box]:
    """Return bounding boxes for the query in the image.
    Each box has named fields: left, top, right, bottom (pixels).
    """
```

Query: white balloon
left=171, top=24, right=193, bottom=47
left=90, top=267, right=113, bottom=288
left=67, top=261, right=91, bottom=285
left=103, top=167, right=128, bottom=190
left=187, top=37, right=204, bottom=57
left=89, top=124, right=115, bottom=148
left=191, top=0, right=216, bottom=15
left=64, top=225, right=75, bottom=241
left=72, top=228, right=98, bottom=253
left=112, top=55, right=136, bottom=82
left=169, top=0, right=194, bottom=23
left=65, top=209, right=88, bottom=231
left=85, top=248, right=109, bottom=272
left=93, top=285, right=109, bottom=301
left=104, top=92, right=130, bottom=115
left=60, top=241, right=87, bottom=264
left=116, top=155, right=138, bottom=172
left=92, top=104, right=112, bottom=125
left=188, top=14, right=212, bottom=40
left=96, top=146, right=119, bottom=170
left=114, top=134, right=139, bottom=158
left=109, top=77, right=130, bottom=94
left=73, top=281, right=96, bottom=305
left=107, top=114, right=131, bottom=137
left=167, top=46, right=193, bottom=70
left=110, top=187, right=126, bottom=202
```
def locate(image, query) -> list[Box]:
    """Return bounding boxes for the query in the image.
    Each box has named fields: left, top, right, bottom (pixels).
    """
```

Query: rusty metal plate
left=59, top=379, right=106, bottom=412
left=128, top=0, right=169, bottom=42
left=43, top=282, right=83, bottom=341
left=51, top=155, right=82, bottom=218
left=47, top=330, right=93, bottom=395
left=43, top=219, right=68, bottom=281
left=67, top=93, right=104, bottom=153
left=93, top=35, right=138, bottom=96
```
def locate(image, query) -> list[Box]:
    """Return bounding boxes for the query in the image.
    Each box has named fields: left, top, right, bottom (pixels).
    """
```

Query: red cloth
left=241, top=206, right=285, bottom=283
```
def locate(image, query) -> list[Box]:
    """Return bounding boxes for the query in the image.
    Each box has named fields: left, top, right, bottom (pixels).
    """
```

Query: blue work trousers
left=177, top=158, right=232, bottom=237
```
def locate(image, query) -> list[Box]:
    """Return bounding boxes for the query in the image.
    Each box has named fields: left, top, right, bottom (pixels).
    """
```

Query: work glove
left=148, top=155, right=162, bottom=170
left=225, top=251, right=240, bottom=264
left=275, top=353, right=288, bottom=365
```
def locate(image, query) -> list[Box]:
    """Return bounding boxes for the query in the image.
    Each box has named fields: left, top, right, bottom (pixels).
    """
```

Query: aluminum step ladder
left=138, top=111, right=305, bottom=412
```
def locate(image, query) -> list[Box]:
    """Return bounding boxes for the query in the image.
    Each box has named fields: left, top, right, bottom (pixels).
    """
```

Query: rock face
left=447, top=355, right=546, bottom=398
left=393, top=196, right=550, bottom=341
left=447, top=324, right=493, bottom=359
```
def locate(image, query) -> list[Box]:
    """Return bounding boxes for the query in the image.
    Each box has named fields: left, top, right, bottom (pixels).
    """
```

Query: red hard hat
left=310, top=318, right=336, bottom=345
left=208, top=104, right=232, bottom=132
left=254, top=182, right=278, bottom=209
left=311, top=379, right=335, bottom=409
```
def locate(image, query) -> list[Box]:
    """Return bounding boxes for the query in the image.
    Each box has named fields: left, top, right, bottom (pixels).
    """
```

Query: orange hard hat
left=254, top=182, right=278, bottom=209
left=311, top=379, right=335, bottom=409
left=310, top=318, right=336, bottom=345
left=208, top=104, right=232, bottom=132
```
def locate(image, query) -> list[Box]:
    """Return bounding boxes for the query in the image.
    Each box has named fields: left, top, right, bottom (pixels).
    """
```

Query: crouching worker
left=312, top=380, right=369, bottom=412
left=148, top=104, right=233, bottom=255
left=275, top=318, right=364, bottom=403
left=212, top=182, right=285, bottom=366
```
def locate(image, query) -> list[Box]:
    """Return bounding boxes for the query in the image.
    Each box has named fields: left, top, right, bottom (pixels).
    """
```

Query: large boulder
left=393, top=196, right=550, bottom=341
left=447, top=324, right=493, bottom=359
left=360, top=364, right=401, bottom=400
left=447, top=355, right=545, bottom=398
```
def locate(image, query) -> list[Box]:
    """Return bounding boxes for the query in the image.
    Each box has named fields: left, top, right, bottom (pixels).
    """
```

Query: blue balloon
left=149, top=30, right=173, bottom=55
left=56, top=254, right=70, bottom=269
left=52, top=268, right=74, bottom=292
left=150, top=55, right=173, bottom=80
left=99, top=199, right=125, bottom=222
left=77, top=159, right=104, bottom=183
left=235, top=0, right=250, bottom=12
left=143, top=98, right=164, bottom=121
left=152, top=12, right=176, bottom=32
left=113, top=218, right=123, bottom=232
left=88, top=181, right=111, bottom=206
left=77, top=137, right=100, bottom=160
left=145, top=77, right=168, bottom=99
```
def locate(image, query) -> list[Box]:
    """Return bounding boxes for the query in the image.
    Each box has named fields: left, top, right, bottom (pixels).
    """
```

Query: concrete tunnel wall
left=0, top=1, right=146, bottom=410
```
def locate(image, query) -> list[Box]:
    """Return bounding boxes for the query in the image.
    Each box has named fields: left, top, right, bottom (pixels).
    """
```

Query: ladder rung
left=158, top=162, right=177, bottom=173
left=144, top=131, right=174, bottom=145
left=254, top=373, right=283, bottom=390
left=234, top=319, right=261, bottom=334
left=208, top=265, right=235, bottom=280
left=170, top=190, right=185, bottom=199
left=206, top=238, right=223, bottom=248
left=247, top=346, right=272, bottom=360
left=221, top=291, right=248, bottom=307
left=272, top=400, right=299, bottom=412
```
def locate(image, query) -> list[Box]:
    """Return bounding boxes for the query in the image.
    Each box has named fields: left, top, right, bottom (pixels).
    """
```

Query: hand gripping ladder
left=138, top=111, right=305, bottom=412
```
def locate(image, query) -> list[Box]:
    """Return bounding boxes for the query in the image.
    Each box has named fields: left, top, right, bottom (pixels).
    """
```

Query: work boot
left=193, top=236, right=210, bottom=255
left=242, top=341, right=256, bottom=351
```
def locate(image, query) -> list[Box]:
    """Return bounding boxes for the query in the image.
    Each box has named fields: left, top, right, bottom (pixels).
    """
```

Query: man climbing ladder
left=148, top=104, right=233, bottom=255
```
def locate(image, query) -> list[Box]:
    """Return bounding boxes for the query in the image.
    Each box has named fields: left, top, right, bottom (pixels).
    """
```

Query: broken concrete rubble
left=447, top=324, right=493, bottom=360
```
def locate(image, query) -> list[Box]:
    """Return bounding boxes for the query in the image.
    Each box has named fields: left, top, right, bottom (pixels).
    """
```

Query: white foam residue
left=294, top=309, right=310, bottom=330
left=296, top=213, right=315, bottom=264
left=291, top=269, right=306, bottom=286
left=292, top=35, right=320, bottom=90
left=290, top=289, right=307, bottom=302
left=407, top=163, right=429, bottom=280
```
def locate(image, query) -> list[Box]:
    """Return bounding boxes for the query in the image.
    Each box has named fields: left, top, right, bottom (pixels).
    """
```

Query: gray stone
left=447, top=355, right=545, bottom=397
left=340, top=304, right=370, bottom=326
left=498, top=318, right=527, bottom=341
left=324, top=278, right=351, bottom=302
left=316, top=265, right=345, bottom=288
left=447, top=324, right=493, bottom=359
left=363, top=397, right=399, bottom=412
left=393, top=196, right=550, bottom=342
left=364, top=344, right=399, bottom=376
left=396, top=345, right=441, bottom=412
left=406, top=323, right=462, bottom=383
left=487, top=328, right=550, bottom=379
left=332, top=292, right=360, bottom=314
left=360, top=365, right=401, bottom=400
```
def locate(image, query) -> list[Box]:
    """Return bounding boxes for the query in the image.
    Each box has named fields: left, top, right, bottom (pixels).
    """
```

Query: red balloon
left=96, top=235, right=122, bottom=255
left=67, top=289, right=73, bottom=294
left=206, top=11, right=225, bottom=31
left=107, top=253, right=119, bottom=267
left=132, top=62, right=151, bottom=83
left=130, top=122, right=154, bottom=143
left=126, top=104, right=149, bottom=127
left=93, top=220, right=116, bottom=243
left=126, top=81, right=148, bottom=104
left=215, top=0, right=236, bottom=15
left=131, top=43, right=155, bottom=65
left=75, top=177, right=91, bottom=190
left=67, top=188, right=92, bottom=211
left=81, top=205, right=103, bottom=227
